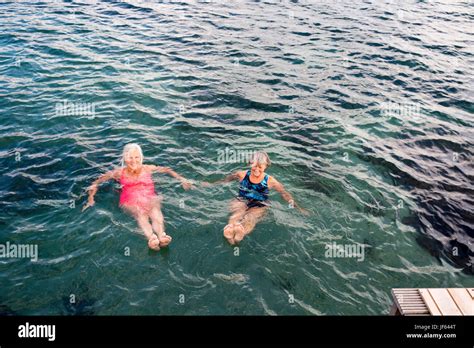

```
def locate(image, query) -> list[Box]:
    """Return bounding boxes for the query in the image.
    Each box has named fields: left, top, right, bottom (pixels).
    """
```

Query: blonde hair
left=121, top=143, right=143, bottom=167
left=250, top=151, right=271, bottom=167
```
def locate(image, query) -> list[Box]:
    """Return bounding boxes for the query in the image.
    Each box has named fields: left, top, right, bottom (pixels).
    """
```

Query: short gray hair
left=249, top=151, right=271, bottom=167
left=121, top=143, right=143, bottom=167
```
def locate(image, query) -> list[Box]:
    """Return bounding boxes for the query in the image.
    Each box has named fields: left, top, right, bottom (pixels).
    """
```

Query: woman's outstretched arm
left=149, top=165, right=194, bottom=190
left=82, top=169, right=120, bottom=211
left=202, top=171, right=246, bottom=187
left=268, top=176, right=309, bottom=214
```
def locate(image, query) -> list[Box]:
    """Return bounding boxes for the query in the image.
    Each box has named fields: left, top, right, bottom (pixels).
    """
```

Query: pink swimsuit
left=119, top=169, right=158, bottom=211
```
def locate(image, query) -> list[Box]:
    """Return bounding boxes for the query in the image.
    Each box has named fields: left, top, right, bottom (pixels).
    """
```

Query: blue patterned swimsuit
left=238, top=170, right=270, bottom=208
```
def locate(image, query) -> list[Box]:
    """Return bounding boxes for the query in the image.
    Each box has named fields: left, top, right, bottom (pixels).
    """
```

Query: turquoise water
left=0, top=0, right=472, bottom=315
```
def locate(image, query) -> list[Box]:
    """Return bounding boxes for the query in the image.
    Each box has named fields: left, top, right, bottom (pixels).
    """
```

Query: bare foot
left=233, top=223, right=246, bottom=243
left=223, top=224, right=234, bottom=238
left=158, top=234, right=172, bottom=247
left=223, top=224, right=235, bottom=245
left=148, top=235, right=161, bottom=251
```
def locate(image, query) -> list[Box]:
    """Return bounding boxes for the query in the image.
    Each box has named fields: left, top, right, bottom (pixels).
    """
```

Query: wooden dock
left=390, top=288, right=474, bottom=316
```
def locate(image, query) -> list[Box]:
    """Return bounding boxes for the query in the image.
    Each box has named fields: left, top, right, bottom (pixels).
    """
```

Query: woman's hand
left=82, top=196, right=95, bottom=212
left=181, top=180, right=194, bottom=190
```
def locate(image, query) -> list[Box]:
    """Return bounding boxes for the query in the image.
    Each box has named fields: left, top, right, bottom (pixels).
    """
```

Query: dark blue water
left=0, top=0, right=472, bottom=315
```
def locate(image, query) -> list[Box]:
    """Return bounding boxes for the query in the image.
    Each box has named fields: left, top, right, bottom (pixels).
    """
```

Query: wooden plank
left=396, top=296, right=424, bottom=303
left=419, top=289, right=441, bottom=316
left=448, top=288, right=474, bottom=316
left=406, top=314, right=430, bottom=316
left=391, top=290, right=402, bottom=314
left=397, top=295, right=422, bottom=299
left=391, top=289, right=440, bottom=316
left=402, top=310, right=429, bottom=315
left=428, top=289, right=462, bottom=316
left=395, top=295, right=421, bottom=298
left=396, top=295, right=421, bottom=298
left=399, top=304, right=428, bottom=308
left=396, top=294, right=423, bottom=298
left=402, top=310, right=430, bottom=314
left=468, top=288, right=474, bottom=299
left=394, top=290, right=425, bottom=315
left=390, top=302, right=400, bottom=315
left=398, top=299, right=423, bottom=302
left=397, top=294, right=428, bottom=315
left=394, top=292, right=422, bottom=297
left=400, top=308, right=429, bottom=312
left=395, top=300, right=424, bottom=306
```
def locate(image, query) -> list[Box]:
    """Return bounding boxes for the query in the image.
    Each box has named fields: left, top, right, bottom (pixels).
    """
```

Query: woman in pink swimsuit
left=83, top=143, right=193, bottom=250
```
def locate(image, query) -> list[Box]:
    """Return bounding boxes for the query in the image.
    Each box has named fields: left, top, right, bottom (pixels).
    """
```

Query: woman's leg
left=149, top=204, right=171, bottom=247
left=224, top=199, right=248, bottom=245
left=123, top=205, right=160, bottom=250
left=233, top=207, right=267, bottom=243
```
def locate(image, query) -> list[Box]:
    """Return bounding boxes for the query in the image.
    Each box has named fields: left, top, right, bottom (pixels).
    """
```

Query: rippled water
left=0, top=0, right=472, bottom=315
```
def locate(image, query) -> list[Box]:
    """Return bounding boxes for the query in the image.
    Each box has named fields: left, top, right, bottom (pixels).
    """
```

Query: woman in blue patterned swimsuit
left=208, top=151, right=307, bottom=245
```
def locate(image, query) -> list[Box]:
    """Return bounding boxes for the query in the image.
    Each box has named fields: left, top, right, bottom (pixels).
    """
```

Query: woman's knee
left=151, top=206, right=162, bottom=218
left=150, top=214, right=164, bottom=228
left=136, top=213, right=150, bottom=226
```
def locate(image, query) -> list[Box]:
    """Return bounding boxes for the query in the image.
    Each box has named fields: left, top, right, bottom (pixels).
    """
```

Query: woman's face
left=250, top=162, right=267, bottom=177
left=124, top=149, right=142, bottom=171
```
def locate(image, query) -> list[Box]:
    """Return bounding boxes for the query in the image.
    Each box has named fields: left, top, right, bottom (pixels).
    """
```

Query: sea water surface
left=0, top=0, right=472, bottom=315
